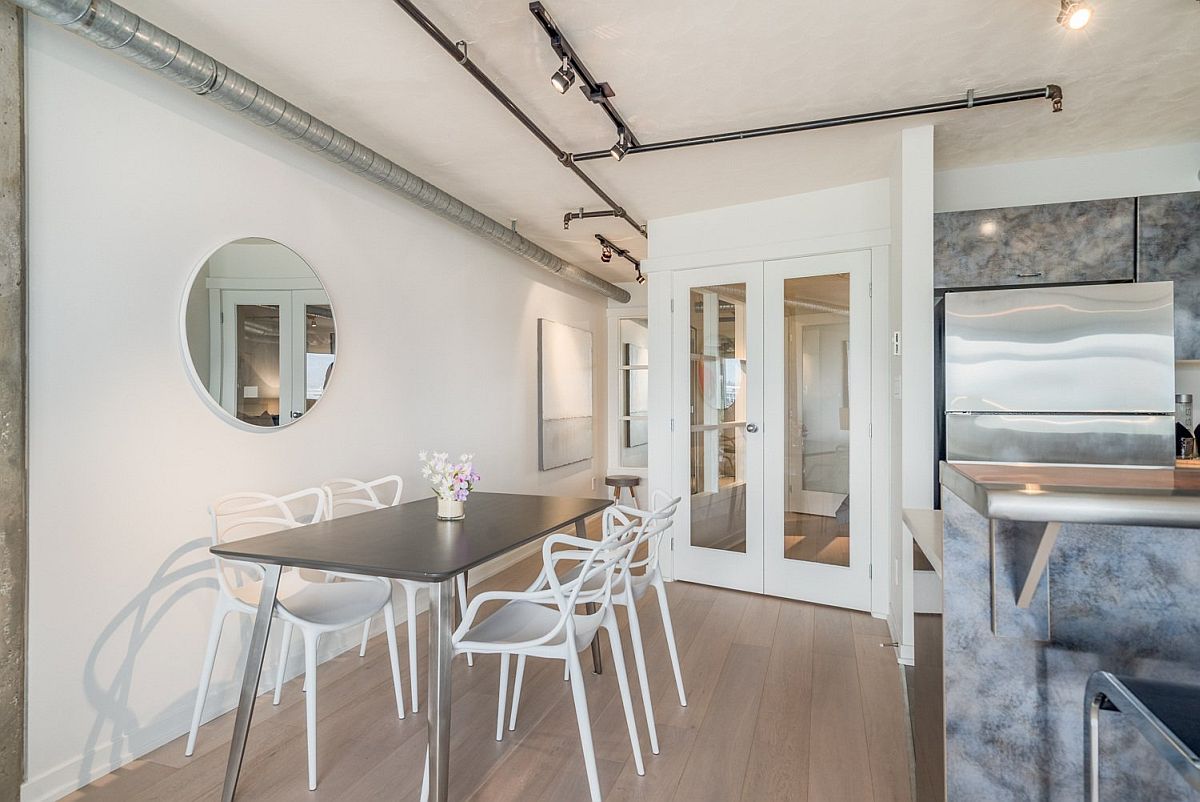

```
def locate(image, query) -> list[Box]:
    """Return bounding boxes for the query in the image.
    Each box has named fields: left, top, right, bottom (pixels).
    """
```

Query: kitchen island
left=939, top=461, right=1200, bottom=801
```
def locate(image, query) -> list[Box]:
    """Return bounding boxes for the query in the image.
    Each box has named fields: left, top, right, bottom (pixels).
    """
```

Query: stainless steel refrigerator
left=942, top=281, right=1176, bottom=467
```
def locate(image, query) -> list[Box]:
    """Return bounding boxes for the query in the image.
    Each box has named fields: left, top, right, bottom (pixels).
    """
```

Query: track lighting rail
left=391, top=0, right=647, bottom=237
left=572, top=85, right=1063, bottom=161
left=595, top=234, right=644, bottom=283
left=529, top=2, right=640, bottom=147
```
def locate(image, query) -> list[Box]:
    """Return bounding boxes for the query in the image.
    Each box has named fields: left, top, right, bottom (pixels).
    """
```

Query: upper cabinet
left=1138, top=191, right=1200, bottom=360
left=934, top=199, right=1136, bottom=290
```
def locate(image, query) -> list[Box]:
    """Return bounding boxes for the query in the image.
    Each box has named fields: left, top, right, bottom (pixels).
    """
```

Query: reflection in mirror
left=182, top=238, right=336, bottom=429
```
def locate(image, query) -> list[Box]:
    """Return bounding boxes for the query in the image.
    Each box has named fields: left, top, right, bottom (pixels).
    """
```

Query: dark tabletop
left=210, top=492, right=612, bottom=582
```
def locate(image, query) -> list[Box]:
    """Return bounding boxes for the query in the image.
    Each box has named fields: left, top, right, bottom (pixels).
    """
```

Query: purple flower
left=454, top=488, right=469, bottom=502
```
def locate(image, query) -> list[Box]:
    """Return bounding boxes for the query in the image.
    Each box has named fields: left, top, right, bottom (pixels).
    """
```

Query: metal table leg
left=575, top=518, right=603, bottom=675
left=221, top=563, right=282, bottom=802
left=428, top=578, right=455, bottom=802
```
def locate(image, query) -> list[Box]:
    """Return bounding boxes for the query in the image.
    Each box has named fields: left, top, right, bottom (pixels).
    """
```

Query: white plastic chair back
left=618, top=490, right=680, bottom=575
left=208, top=488, right=325, bottom=597
left=324, top=476, right=403, bottom=519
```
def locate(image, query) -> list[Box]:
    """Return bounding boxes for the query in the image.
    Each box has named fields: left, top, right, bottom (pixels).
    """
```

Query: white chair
left=185, top=488, right=406, bottom=792
left=424, top=526, right=645, bottom=802
left=313, top=477, right=472, bottom=714
left=508, top=491, right=687, bottom=756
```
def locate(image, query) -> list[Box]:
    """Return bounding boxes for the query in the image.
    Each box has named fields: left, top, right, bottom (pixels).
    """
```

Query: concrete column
left=0, top=3, right=24, bottom=800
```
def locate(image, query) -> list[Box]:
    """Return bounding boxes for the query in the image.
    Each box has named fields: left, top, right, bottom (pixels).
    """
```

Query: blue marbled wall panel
left=943, top=488, right=1200, bottom=801
left=1138, top=191, right=1200, bottom=360
left=934, top=199, right=1135, bottom=290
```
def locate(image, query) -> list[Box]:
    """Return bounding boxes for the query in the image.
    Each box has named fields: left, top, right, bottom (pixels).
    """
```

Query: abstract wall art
left=537, top=319, right=593, bottom=470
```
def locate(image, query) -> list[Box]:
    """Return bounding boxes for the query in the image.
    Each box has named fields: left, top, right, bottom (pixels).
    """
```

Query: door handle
left=746, top=423, right=759, bottom=433
left=290, top=410, right=303, bottom=419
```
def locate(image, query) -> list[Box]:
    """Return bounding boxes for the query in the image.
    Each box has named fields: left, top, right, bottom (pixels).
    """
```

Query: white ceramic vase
left=436, top=496, right=465, bottom=521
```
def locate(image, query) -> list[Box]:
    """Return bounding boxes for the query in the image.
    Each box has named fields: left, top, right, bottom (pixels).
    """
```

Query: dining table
left=210, top=491, right=613, bottom=802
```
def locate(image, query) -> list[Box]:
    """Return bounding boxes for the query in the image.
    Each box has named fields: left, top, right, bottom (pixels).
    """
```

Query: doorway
left=671, top=250, right=873, bottom=610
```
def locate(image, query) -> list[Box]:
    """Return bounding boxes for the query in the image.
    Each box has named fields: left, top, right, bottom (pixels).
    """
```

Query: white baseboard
left=21, top=537, right=548, bottom=802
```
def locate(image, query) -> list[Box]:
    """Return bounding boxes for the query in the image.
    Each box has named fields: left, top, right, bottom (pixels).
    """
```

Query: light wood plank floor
left=65, top=548, right=913, bottom=802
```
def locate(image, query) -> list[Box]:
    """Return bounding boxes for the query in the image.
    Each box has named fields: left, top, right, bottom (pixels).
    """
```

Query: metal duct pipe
left=18, top=0, right=631, bottom=303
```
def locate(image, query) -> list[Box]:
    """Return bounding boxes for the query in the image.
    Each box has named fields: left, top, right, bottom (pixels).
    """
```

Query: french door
left=216, top=289, right=336, bottom=426
left=672, top=251, right=873, bottom=610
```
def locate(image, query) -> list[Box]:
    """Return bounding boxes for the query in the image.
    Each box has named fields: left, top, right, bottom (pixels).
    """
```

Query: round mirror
left=181, top=238, right=337, bottom=429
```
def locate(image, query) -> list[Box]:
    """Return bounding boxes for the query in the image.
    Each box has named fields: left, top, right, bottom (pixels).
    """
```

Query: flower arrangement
left=419, top=451, right=480, bottom=503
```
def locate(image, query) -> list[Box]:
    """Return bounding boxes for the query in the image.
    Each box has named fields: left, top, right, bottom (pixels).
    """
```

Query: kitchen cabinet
left=1138, top=191, right=1200, bottom=360
left=934, top=198, right=1135, bottom=289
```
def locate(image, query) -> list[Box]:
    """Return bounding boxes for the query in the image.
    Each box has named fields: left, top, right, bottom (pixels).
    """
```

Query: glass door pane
left=235, top=304, right=282, bottom=427
left=304, top=304, right=336, bottom=411
left=782, top=274, right=851, bottom=566
left=689, top=285, right=748, bottom=553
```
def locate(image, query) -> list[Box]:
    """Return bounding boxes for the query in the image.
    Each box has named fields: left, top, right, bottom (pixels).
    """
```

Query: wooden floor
left=66, top=550, right=914, bottom=802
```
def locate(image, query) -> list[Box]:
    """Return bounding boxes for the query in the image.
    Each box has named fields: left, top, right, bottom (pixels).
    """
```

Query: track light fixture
left=1058, top=0, right=1093, bottom=29
left=595, top=234, right=642, bottom=283
left=610, top=127, right=631, bottom=161
left=550, top=55, right=575, bottom=94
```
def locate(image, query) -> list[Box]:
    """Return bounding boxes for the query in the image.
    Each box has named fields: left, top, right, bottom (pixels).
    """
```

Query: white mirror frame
left=178, top=237, right=339, bottom=433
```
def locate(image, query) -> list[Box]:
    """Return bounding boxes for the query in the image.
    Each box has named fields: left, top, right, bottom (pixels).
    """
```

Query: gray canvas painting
left=538, top=319, right=594, bottom=470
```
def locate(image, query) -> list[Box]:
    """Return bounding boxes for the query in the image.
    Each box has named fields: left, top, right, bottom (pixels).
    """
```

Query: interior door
left=672, top=262, right=765, bottom=594
left=763, top=251, right=872, bottom=610
left=219, top=290, right=295, bottom=426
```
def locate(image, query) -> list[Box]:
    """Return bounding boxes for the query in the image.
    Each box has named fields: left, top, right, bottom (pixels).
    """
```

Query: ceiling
left=102, top=0, right=1200, bottom=284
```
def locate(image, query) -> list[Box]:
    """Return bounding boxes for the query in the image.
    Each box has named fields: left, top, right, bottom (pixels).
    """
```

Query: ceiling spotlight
left=609, top=127, right=631, bottom=161
left=1058, top=0, right=1093, bottom=29
left=635, top=267, right=647, bottom=285
left=550, top=56, right=575, bottom=94
left=601, top=244, right=613, bottom=263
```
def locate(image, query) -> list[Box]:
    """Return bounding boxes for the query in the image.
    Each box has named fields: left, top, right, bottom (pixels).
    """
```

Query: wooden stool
left=604, top=474, right=641, bottom=508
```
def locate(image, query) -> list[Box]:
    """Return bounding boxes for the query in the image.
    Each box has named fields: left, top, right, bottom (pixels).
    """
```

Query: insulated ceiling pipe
left=18, top=0, right=631, bottom=303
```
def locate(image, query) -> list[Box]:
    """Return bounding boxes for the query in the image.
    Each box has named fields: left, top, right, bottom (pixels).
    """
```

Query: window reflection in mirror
left=182, top=238, right=336, bottom=429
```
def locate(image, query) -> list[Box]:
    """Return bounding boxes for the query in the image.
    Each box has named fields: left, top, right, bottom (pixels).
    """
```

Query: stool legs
left=1086, top=689, right=1104, bottom=802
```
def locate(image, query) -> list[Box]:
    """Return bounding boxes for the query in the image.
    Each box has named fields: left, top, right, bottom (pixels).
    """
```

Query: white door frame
left=671, top=262, right=765, bottom=594
left=763, top=250, right=873, bottom=610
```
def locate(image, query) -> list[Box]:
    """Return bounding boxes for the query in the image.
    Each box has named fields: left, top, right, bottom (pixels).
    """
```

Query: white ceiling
left=107, top=0, right=1200, bottom=283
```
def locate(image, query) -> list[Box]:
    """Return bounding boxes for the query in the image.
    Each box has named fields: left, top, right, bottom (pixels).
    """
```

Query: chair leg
left=496, top=654, right=511, bottom=741
left=457, top=574, right=474, bottom=667
left=508, top=654, right=526, bottom=732
left=359, top=617, right=371, bottom=657
left=383, top=600, right=407, bottom=719
left=566, top=649, right=602, bottom=802
left=625, top=600, right=660, bottom=754
left=273, top=620, right=294, bottom=705
left=185, top=605, right=228, bottom=756
left=604, top=614, right=645, bottom=776
left=405, top=583, right=420, bottom=713
left=420, top=746, right=430, bottom=802
left=1086, top=691, right=1104, bottom=802
left=303, top=632, right=320, bottom=791
left=653, top=575, right=688, bottom=707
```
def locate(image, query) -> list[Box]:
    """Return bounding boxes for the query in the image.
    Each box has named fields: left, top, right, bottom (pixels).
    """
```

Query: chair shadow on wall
left=77, top=536, right=222, bottom=789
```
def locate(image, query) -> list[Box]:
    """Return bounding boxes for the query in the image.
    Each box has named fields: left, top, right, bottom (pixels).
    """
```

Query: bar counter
left=940, top=461, right=1200, bottom=801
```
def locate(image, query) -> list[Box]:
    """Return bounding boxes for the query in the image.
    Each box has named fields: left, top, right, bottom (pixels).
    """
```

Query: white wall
left=646, top=178, right=891, bottom=268
left=23, top=22, right=608, bottom=802
left=935, top=141, right=1200, bottom=213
